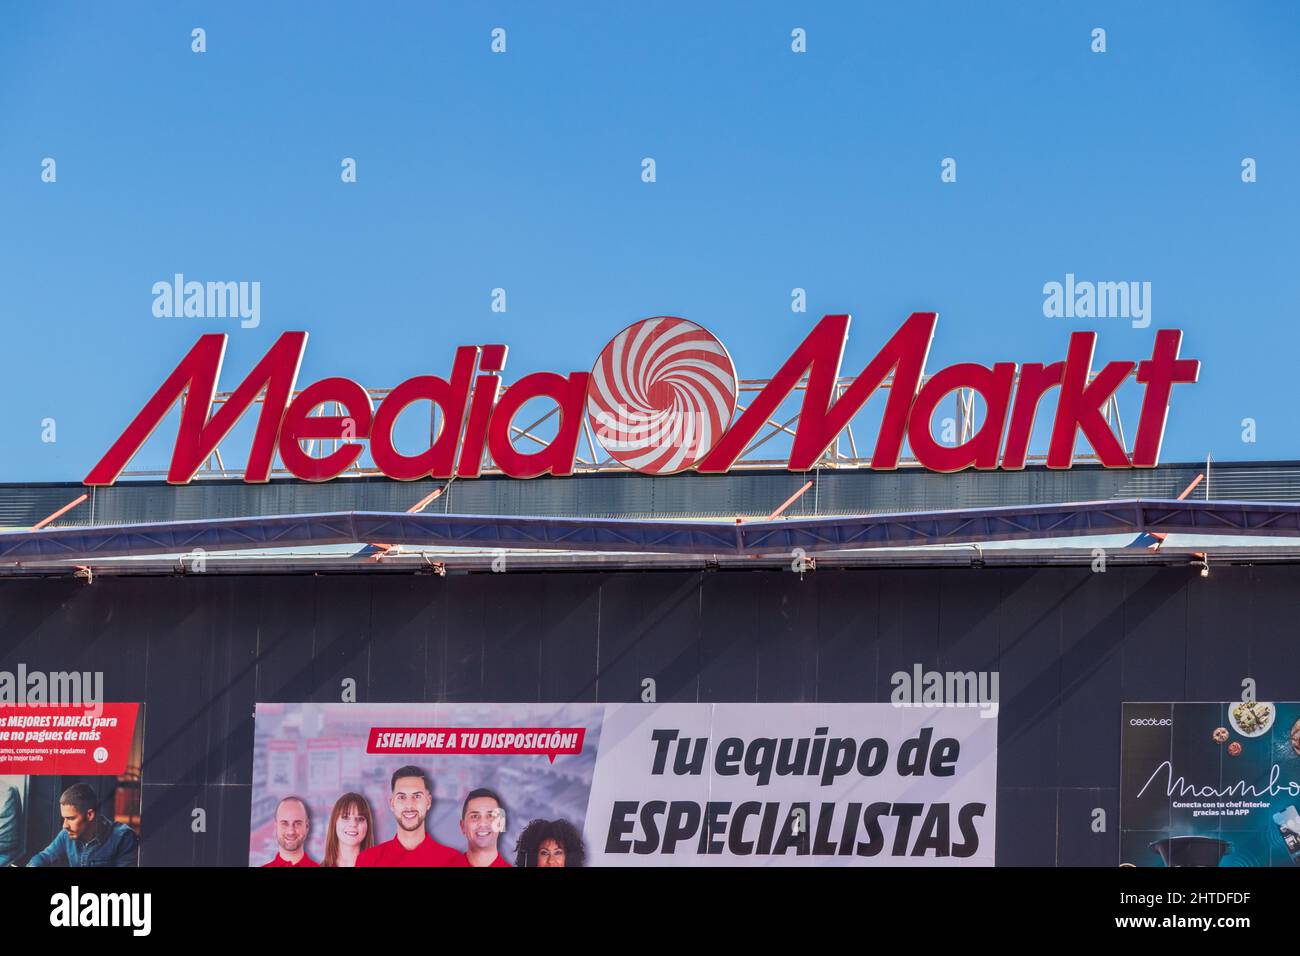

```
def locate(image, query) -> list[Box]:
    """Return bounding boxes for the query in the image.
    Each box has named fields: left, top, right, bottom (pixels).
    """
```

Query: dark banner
left=1121, top=701, right=1300, bottom=867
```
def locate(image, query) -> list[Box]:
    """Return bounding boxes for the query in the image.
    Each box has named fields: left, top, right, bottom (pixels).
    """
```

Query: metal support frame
left=3, top=498, right=1299, bottom=564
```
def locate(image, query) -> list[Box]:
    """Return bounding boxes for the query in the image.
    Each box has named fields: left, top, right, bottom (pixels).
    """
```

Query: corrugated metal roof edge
left=0, top=545, right=1290, bottom=578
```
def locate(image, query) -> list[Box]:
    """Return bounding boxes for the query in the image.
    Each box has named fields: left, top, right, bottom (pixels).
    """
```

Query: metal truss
left=2, top=498, right=1297, bottom=565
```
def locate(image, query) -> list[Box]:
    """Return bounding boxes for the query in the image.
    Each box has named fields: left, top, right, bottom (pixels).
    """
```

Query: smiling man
left=456, top=788, right=512, bottom=868
left=356, top=766, right=460, bottom=867
left=263, top=795, right=318, bottom=867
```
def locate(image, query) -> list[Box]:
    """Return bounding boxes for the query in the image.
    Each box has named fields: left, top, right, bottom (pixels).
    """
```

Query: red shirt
left=355, top=835, right=461, bottom=867
left=263, top=852, right=319, bottom=868
left=454, top=850, right=512, bottom=867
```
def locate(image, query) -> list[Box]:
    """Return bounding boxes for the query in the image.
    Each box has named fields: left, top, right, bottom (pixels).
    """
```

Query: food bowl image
left=1228, top=701, right=1274, bottom=738
left=1149, top=835, right=1232, bottom=867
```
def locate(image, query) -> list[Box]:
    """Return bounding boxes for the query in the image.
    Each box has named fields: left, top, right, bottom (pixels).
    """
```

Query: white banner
left=584, top=703, right=997, bottom=866
left=250, top=702, right=996, bottom=867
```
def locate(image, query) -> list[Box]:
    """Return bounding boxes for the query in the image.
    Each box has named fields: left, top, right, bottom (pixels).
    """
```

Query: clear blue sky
left=2, top=2, right=1297, bottom=482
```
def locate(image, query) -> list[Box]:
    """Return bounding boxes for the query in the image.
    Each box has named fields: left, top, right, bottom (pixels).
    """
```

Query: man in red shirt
left=263, top=796, right=319, bottom=867
left=456, top=788, right=512, bottom=867
left=355, top=766, right=460, bottom=867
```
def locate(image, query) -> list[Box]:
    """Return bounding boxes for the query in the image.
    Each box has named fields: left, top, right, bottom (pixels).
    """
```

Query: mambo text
left=84, top=313, right=1199, bottom=485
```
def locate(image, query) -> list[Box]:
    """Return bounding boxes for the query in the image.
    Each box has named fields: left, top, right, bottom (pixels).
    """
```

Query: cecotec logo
left=84, top=312, right=1200, bottom=486
left=1129, top=718, right=1174, bottom=726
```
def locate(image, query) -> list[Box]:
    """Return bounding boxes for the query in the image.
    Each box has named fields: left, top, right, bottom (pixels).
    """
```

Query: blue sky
left=2, top=2, right=1297, bottom=482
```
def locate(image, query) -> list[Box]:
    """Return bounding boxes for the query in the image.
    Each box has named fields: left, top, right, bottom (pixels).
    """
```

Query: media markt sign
left=84, top=313, right=1199, bottom=486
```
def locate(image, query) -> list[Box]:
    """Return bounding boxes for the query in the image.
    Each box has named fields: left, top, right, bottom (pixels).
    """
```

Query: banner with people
left=250, top=702, right=997, bottom=867
left=1121, top=701, right=1300, bottom=867
left=0, top=703, right=145, bottom=867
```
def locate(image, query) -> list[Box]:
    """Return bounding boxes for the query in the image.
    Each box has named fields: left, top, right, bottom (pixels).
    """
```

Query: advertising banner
left=1121, top=702, right=1300, bottom=867
left=250, top=702, right=998, bottom=867
left=0, top=703, right=145, bottom=867
left=0, top=703, right=141, bottom=775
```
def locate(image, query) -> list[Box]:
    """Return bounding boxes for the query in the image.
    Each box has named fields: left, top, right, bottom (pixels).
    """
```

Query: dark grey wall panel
left=481, top=574, right=544, bottom=702
left=995, top=786, right=1057, bottom=866
left=995, top=569, right=1067, bottom=790
left=251, top=575, right=320, bottom=703
left=367, top=576, right=434, bottom=701
left=753, top=574, right=818, bottom=703
left=697, top=572, right=759, bottom=701
left=1058, top=787, right=1117, bottom=866
left=937, top=572, right=1002, bottom=676
left=311, top=575, right=374, bottom=704
left=874, top=570, right=942, bottom=701
left=814, top=571, right=879, bottom=704
left=594, top=572, right=701, bottom=703
left=1057, top=574, right=1126, bottom=791
left=537, top=574, right=601, bottom=703
left=1120, top=568, right=1188, bottom=703
left=444, top=574, right=488, bottom=702
left=3, top=562, right=1300, bottom=866
left=1245, top=565, right=1300, bottom=696
left=1184, top=566, right=1252, bottom=700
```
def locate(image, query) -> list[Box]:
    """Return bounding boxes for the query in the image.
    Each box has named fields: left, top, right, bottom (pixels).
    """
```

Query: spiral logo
left=587, top=317, right=738, bottom=474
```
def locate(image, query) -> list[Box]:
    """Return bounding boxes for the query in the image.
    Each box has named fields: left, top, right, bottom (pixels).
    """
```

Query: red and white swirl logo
left=587, top=317, right=738, bottom=474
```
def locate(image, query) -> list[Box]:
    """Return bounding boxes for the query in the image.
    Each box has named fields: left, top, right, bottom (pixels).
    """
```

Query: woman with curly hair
left=322, top=792, right=376, bottom=867
left=514, top=818, right=585, bottom=867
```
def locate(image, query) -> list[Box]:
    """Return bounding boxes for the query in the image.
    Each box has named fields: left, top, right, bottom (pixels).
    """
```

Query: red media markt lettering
left=83, top=313, right=1199, bottom=486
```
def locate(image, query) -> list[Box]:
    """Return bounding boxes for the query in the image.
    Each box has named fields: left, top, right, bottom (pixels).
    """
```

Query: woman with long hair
left=322, top=792, right=375, bottom=867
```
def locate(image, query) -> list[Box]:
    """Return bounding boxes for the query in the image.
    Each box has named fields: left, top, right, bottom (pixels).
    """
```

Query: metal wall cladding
left=0, top=562, right=1283, bottom=866
left=0, top=460, right=1267, bottom=528
left=0, top=486, right=92, bottom=528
